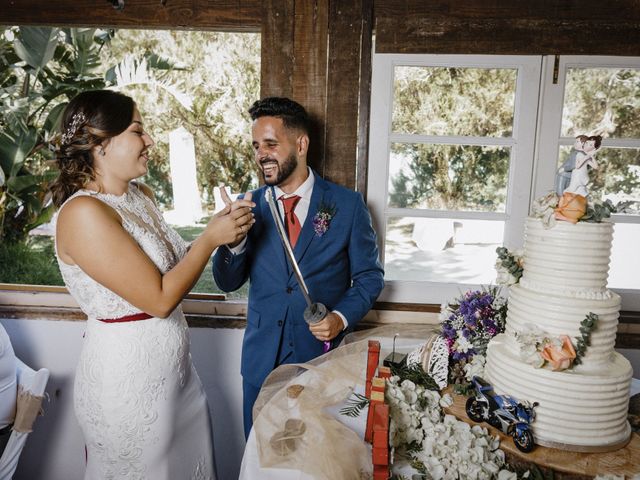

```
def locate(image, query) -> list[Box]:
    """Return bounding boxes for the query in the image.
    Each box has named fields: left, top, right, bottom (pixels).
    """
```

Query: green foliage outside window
left=0, top=27, right=112, bottom=244
left=389, top=143, right=509, bottom=211
left=388, top=65, right=640, bottom=214
left=389, top=67, right=516, bottom=211
left=0, top=26, right=260, bottom=290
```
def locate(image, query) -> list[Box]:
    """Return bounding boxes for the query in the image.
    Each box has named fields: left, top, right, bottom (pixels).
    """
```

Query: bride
left=51, top=90, right=254, bottom=479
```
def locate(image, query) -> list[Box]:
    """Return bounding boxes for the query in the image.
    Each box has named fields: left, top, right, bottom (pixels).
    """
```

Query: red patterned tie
left=280, top=195, right=302, bottom=247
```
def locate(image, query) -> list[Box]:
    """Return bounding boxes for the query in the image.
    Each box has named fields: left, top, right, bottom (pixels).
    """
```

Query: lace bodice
left=56, top=183, right=189, bottom=319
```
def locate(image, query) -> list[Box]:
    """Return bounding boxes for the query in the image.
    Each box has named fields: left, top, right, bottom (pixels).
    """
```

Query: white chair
left=0, top=359, right=49, bottom=480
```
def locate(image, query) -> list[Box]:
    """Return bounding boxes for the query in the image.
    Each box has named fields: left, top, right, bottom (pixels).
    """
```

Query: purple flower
left=439, top=286, right=507, bottom=365
left=312, top=203, right=337, bottom=237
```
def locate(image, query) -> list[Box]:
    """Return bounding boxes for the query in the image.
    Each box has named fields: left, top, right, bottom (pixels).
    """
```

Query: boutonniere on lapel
left=312, top=202, right=337, bottom=237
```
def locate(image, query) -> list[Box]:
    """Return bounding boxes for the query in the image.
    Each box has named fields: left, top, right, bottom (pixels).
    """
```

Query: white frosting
left=520, top=218, right=614, bottom=297
left=504, top=285, right=620, bottom=370
left=485, top=216, right=632, bottom=450
left=486, top=336, right=632, bottom=448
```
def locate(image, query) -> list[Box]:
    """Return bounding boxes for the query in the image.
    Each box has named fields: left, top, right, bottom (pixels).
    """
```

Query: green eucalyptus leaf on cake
left=495, top=247, right=524, bottom=285
left=580, top=198, right=615, bottom=223
left=572, top=313, right=598, bottom=366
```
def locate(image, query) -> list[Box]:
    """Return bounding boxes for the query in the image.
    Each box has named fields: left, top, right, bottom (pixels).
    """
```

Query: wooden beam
left=260, top=0, right=295, bottom=98
left=261, top=0, right=372, bottom=191
left=324, top=0, right=368, bottom=188
left=374, top=0, right=640, bottom=55
left=0, top=0, right=261, bottom=31
left=259, top=0, right=328, bottom=172
left=291, top=0, right=329, bottom=173
left=356, top=0, right=373, bottom=195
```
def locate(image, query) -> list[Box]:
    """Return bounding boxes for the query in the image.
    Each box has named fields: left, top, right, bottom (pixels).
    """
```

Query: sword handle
left=303, top=302, right=327, bottom=324
left=303, top=303, right=332, bottom=353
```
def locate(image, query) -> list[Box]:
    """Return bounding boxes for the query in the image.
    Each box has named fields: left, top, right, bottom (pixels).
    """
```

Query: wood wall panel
left=324, top=0, right=366, bottom=188
left=260, top=0, right=333, bottom=177
left=375, top=0, right=640, bottom=55
left=0, top=0, right=261, bottom=30
left=291, top=0, right=328, bottom=173
left=355, top=0, right=373, bottom=195
left=260, top=0, right=295, bottom=98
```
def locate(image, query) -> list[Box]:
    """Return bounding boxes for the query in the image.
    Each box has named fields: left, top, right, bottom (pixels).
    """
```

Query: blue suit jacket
left=212, top=171, right=384, bottom=387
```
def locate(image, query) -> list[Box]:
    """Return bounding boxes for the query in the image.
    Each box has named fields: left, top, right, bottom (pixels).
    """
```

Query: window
left=0, top=26, right=260, bottom=300
left=369, top=54, right=640, bottom=309
left=368, top=55, right=541, bottom=304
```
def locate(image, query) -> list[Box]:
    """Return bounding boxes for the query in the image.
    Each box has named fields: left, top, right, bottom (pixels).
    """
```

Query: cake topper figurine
left=555, top=135, right=588, bottom=195
left=554, top=134, right=602, bottom=223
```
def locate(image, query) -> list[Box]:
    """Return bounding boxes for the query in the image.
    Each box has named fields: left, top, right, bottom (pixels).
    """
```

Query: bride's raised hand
left=219, top=187, right=254, bottom=212
left=216, top=189, right=255, bottom=247
left=205, top=194, right=255, bottom=247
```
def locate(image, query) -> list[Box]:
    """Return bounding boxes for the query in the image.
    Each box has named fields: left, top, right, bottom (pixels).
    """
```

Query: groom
left=212, top=97, right=384, bottom=438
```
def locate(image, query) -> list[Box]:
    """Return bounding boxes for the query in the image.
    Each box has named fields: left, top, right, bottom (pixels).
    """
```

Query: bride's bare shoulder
left=57, top=195, right=121, bottom=231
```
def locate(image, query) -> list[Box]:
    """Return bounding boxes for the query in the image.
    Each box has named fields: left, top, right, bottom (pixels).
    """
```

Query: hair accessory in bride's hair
left=61, top=112, right=87, bottom=145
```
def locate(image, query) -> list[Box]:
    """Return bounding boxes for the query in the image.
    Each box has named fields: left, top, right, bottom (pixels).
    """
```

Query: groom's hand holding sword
left=219, top=187, right=343, bottom=347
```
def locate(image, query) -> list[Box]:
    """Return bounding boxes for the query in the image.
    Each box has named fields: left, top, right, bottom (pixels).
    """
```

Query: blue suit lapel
left=292, top=172, right=329, bottom=269
left=261, top=187, right=290, bottom=276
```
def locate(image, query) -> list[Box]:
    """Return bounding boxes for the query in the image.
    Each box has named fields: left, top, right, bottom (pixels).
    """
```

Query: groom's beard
left=260, top=153, right=298, bottom=186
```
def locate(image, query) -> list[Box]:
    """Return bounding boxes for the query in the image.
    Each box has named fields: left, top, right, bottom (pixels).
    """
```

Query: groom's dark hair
left=248, top=97, right=310, bottom=135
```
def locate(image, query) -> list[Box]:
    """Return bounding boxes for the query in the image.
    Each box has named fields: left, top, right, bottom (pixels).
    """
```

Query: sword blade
left=265, top=189, right=314, bottom=308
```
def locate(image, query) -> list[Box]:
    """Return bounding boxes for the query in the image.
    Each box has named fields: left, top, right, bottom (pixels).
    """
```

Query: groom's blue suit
left=212, top=170, right=384, bottom=434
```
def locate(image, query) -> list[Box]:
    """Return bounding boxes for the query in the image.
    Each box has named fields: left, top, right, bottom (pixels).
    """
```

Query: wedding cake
left=485, top=217, right=633, bottom=452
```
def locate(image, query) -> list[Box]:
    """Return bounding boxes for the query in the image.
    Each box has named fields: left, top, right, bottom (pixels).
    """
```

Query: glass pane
left=610, top=223, right=640, bottom=290
left=388, top=143, right=509, bottom=212
left=174, top=226, right=249, bottom=297
left=562, top=67, right=640, bottom=139
left=391, top=66, right=517, bottom=137
left=557, top=146, right=640, bottom=214
left=384, top=217, right=504, bottom=283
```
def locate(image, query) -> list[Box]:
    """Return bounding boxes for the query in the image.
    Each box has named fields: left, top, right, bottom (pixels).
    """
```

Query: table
left=239, top=332, right=640, bottom=479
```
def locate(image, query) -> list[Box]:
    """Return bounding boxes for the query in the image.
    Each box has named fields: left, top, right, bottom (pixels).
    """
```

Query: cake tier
left=520, top=218, right=614, bottom=299
left=485, top=334, right=632, bottom=451
left=505, top=284, right=621, bottom=371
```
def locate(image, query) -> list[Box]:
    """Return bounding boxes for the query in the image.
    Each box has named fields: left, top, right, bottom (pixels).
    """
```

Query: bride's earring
left=99, top=147, right=106, bottom=156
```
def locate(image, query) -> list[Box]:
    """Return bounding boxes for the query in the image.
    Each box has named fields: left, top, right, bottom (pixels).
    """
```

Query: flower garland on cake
left=532, top=192, right=615, bottom=229
left=516, top=313, right=598, bottom=371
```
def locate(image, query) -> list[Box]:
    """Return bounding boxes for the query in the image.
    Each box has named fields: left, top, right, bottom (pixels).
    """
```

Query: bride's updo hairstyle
left=51, top=90, right=135, bottom=207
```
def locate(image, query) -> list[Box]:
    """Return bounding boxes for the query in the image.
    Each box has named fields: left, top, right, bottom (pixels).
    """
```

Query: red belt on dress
left=97, top=312, right=153, bottom=323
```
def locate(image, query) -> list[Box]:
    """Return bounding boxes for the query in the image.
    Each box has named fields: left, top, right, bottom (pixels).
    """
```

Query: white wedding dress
left=56, top=183, right=216, bottom=480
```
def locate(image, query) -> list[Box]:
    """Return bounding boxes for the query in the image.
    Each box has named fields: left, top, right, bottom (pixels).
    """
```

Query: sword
left=265, top=189, right=331, bottom=351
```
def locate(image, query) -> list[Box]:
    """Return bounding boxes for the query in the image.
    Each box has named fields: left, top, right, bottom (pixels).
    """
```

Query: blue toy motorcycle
left=465, top=376, right=538, bottom=453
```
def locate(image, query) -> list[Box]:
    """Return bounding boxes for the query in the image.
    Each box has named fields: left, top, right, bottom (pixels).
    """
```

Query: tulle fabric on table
left=252, top=341, right=370, bottom=479
left=252, top=324, right=443, bottom=480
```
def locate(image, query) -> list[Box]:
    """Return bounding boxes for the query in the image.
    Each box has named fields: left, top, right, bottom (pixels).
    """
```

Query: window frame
left=0, top=283, right=252, bottom=318
left=368, top=54, right=542, bottom=304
